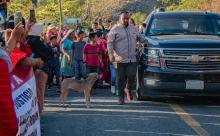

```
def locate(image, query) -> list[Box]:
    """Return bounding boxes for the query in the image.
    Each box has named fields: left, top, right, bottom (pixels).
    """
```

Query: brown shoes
left=117, top=89, right=133, bottom=105
left=124, top=88, right=133, bottom=101
left=118, top=98, right=125, bottom=105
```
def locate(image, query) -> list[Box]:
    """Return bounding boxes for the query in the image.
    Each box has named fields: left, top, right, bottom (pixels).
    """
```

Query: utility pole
left=58, top=0, right=63, bottom=29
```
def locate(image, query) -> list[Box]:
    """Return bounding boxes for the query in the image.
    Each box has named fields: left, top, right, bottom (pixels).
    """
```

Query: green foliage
left=7, top=0, right=216, bottom=27
left=157, top=0, right=180, bottom=5
left=7, top=0, right=126, bottom=26
left=157, top=0, right=212, bottom=11
left=131, top=12, right=147, bottom=25
left=8, top=0, right=86, bottom=26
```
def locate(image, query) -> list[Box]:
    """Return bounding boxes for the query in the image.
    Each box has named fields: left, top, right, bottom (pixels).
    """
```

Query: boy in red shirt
left=83, top=32, right=102, bottom=74
left=83, top=32, right=103, bottom=90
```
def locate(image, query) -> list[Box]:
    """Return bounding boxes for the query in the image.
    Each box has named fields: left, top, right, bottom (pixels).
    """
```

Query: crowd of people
left=0, top=8, right=147, bottom=135
left=48, top=22, right=111, bottom=89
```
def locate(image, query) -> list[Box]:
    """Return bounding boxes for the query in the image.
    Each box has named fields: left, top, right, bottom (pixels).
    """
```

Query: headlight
left=147, top=49, right=160, bottom=67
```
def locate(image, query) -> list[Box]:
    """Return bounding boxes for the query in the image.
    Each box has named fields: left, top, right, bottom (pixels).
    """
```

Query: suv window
left=147, top=15, right=220, bottom=36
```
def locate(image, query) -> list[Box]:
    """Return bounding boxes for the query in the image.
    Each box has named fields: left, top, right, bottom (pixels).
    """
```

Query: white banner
left=11, top=67, right=41, bottom=136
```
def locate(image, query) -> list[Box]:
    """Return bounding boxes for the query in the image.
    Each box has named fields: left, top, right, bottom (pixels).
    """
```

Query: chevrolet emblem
left=190, top=55, right=202, bottom=63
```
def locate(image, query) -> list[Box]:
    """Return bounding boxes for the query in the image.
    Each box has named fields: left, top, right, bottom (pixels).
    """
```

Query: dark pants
left=114, top=62, right=137, bottom=99
left=86, top=66, right=99, bottom=74
left=86, top=66, right=99, bottom=88
left=74, top=60, right=86, bottom=80
left=48, top=58, right=60, bottom=85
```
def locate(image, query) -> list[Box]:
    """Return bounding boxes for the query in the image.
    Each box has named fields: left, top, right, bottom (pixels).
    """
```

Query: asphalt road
left=41, top=87, right=220, bottom=136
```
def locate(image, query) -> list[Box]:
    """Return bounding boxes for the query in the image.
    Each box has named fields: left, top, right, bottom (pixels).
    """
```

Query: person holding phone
left=27, top=23, right=54, bottom=114
left=0, top=25, right=20, bottom=136
left=5, top=13, right=43, bottom=70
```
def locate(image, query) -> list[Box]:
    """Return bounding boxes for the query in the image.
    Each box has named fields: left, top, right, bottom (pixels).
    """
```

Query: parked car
left=136, top=11, right=220, bottom=100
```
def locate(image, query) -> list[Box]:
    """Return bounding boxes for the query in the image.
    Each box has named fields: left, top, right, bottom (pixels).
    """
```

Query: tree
left=8, top=0, right=86, bottom=25
left=131, top=12, right=147, bottom=25
left=157, top=0, right=215, bottom=11
left=7, top=0, right=146, bottom=26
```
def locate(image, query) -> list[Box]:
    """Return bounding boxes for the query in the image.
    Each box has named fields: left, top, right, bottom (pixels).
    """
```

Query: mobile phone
left=29, top=9, right=36, bottom=23
left=14, top=12, right=22, bottom=26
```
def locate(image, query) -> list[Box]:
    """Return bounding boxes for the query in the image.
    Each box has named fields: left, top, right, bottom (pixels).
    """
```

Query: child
left=71, top=30, right=87, bottom=80
left=96, top=31, right=109, bottom=87
left=48, top=35, right=61, bottom=88
left=83, top=32, right=102, bottom=88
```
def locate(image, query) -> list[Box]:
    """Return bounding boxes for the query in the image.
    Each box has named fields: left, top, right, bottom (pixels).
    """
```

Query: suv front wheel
left=136, top=65, right=146, bottom=100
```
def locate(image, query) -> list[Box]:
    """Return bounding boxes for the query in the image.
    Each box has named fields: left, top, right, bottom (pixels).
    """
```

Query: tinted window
left=147, top=15, right=220, bottom=36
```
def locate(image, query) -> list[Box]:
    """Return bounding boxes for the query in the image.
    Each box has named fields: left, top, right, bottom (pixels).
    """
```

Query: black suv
left=136, top=11, right=220, bottom=99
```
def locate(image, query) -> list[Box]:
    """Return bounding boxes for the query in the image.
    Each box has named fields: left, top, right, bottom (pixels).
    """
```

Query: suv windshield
left=148, top=15, right=220, bottom=36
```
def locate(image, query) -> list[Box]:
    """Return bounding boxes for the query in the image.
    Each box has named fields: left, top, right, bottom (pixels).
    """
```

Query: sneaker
left=124, top=88, right=133, bottom=101
left=111, top=86, right=116, bottom=94
left=118, top=98, right=125, bottom=105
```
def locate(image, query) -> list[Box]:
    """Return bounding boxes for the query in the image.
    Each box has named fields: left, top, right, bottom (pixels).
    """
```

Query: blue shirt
left=72, top=41, right=86, bottom=61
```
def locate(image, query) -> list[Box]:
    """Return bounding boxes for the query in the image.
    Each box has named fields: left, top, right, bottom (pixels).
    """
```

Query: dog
left=59, top=73, right=98, bottom=108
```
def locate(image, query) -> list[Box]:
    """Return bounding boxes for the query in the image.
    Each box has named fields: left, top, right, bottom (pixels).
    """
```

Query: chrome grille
left=163, top=49, right=220, bottom=71
left=164, top=50, right=220, bottom=56
left=166, top=60, right=220, bottom=71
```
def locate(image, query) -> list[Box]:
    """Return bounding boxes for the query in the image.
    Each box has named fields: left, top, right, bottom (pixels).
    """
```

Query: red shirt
left=100, top=39, right=107, bottom=55
left=83, top=43, right=100, bottom=67
left=6, top=29, right=30, bottom=71
left=0, top=59, right=18, bottom=136
left=47, top=31, right=57, bottom=39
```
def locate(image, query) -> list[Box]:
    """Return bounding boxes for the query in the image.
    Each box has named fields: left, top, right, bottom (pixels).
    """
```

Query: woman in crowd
left=5, top=13, right=43, bottom=70
left=47, top=24, right=58, bottom=39
left=27, top=23, right=54, bottom=114
left=0, top=23, right=32, bottom=136
left=60, top=29, right=75, bottom=79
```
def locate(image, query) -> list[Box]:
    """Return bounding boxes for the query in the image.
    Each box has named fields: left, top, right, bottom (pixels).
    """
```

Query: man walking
left=107, top=11, right=146, bottom=105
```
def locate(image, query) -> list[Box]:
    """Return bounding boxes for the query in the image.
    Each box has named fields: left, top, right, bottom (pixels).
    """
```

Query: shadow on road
left=147, top=96, right=220, bottom=106
left=41, top=88, right=220, bottom=136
